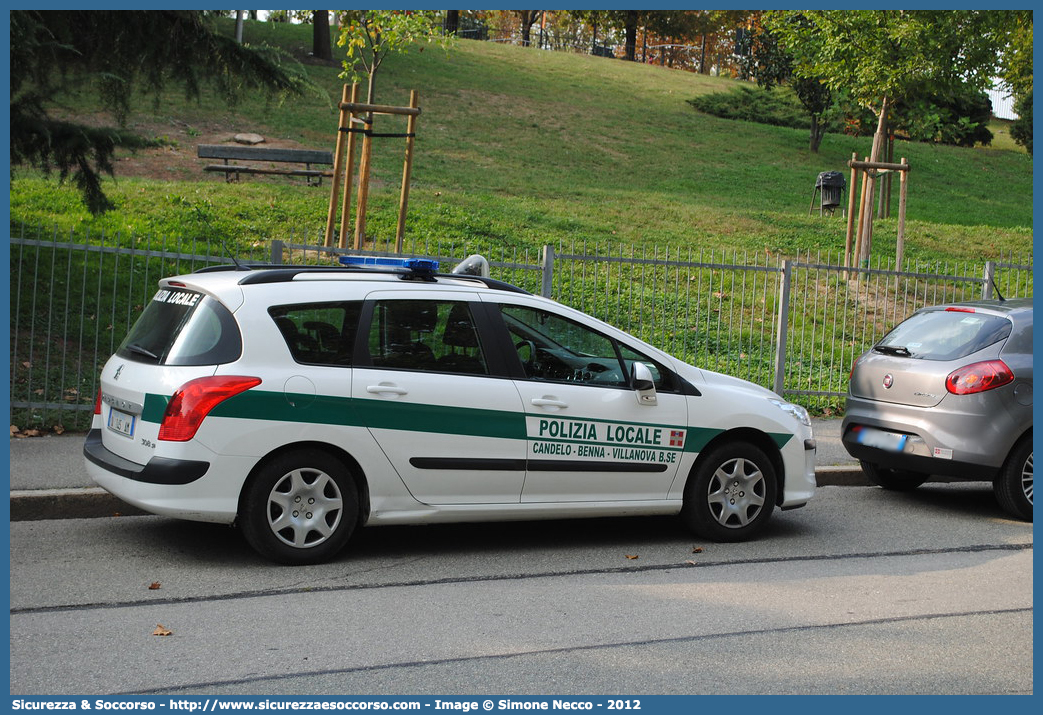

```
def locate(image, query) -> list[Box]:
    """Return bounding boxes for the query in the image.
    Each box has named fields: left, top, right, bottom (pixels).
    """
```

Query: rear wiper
left=873, top=344, right=912, bottom=357
left=126, top=343, right=159, bottom=360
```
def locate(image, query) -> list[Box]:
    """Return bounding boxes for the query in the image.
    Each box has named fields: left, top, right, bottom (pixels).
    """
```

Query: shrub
left=688, top=85, right=820, bottom=131
left=1010, top=91, right=1032, bottom=155
left=897, top=86, right=993, bottom=147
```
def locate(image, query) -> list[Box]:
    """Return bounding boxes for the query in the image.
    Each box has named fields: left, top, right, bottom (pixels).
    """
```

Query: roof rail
left=192, top=263, right=531, bottom=294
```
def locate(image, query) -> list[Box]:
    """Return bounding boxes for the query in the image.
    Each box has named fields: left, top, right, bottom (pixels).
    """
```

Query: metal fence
left=9, top=224, right=1033, bottom=431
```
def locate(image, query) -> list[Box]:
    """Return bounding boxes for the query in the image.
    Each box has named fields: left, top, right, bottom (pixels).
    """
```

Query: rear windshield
left=116, top=288, right=241, bottom=366
left=876, top=309, right=1012, bottom=361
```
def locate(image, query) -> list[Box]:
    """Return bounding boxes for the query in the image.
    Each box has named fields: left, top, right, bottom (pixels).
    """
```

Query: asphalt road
left=9, top=482, right=1033, bottom=696
left=6, top=421, right=866, bottom=521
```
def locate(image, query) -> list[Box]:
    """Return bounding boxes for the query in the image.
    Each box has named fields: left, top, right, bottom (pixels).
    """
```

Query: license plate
left=107, top=407, right=136, bottom=438
left=856, top=427, right=907, bottom=452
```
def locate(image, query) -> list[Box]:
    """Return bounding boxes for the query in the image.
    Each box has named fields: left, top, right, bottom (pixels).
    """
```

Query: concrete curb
left=10, top=488, right=147, bottom=521
left=815, top=466, right=870, bottom=487
left=9, top=467, right=868, bottom=522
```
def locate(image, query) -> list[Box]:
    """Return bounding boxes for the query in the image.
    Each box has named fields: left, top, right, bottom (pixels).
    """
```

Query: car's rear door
left=350, top=291, right=527, bottom=505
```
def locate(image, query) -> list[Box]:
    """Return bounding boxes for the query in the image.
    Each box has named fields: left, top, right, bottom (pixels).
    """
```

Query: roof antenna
left=193, top=206, right=246, bottom=271
left=992, top=278, right=1006, bottom=302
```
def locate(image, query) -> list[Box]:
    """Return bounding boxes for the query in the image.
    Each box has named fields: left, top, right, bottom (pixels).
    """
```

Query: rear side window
left=117, top=288, right=241, bottom=366
left=366, top=300, right=489, bottom=375
left=269, top=302, right=363, bottom=366
left=878, top=309, right=1013, bottom=361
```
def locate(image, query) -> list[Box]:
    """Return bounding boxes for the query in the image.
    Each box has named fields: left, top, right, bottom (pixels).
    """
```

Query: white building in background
left=987, top=82, right=1018, bottom=120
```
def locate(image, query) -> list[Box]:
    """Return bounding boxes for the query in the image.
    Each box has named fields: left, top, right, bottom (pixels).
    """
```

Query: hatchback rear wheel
left=994, top=438, right=1033, bottom=522
left=240, top=449, right=359, bottom=564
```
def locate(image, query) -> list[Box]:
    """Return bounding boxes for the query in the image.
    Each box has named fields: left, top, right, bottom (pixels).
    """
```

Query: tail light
left=94, top=389, right=103, bottom=416
left=945, top=360, right=1014, bottom=395
left=849, top=358, right=859, bottom=381
left=158, top=376, right=262, bottom=442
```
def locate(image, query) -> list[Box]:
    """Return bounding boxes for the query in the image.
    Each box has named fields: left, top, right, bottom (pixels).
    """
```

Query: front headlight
left=768, top=398, right=811, bottom=427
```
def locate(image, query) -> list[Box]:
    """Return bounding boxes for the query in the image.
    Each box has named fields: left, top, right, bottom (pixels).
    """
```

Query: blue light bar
left=338, top=255, right=440, bottom=273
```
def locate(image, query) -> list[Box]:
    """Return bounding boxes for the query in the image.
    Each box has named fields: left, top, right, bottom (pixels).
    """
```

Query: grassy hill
left=9, top=18, right=1033, bottom=263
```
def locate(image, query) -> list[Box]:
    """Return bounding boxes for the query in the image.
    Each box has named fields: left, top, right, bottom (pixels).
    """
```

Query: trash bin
left=816, top=171, right=846, bottom=209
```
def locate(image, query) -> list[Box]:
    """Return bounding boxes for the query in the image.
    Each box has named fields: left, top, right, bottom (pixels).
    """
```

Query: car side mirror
left=631, top=362, right=657, bottom=406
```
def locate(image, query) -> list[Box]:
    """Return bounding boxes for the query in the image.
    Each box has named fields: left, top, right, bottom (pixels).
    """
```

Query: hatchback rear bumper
left=84, top=429, right=210, bottom=485
left=841, top=426, right=998, bottom=480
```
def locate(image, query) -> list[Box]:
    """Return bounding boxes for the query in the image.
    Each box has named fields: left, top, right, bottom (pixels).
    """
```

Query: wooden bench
left=197, top=144, right=334, bottom=185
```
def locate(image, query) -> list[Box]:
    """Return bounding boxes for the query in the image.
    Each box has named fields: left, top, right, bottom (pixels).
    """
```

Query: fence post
left=541, top=244, right=555, bottom=298
left=982, top=261, right=996, bottom=300
left=270, top=240, right=284, bottom=265
left=773, top=260, right=793, bottom=396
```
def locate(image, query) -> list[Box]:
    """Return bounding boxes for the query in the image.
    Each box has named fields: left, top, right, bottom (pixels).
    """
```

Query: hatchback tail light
left=94, top=389, right=102, bottom=416
left=158, top=376, right=262, bottom=442
left=945, top=360, right=1014, bottom=395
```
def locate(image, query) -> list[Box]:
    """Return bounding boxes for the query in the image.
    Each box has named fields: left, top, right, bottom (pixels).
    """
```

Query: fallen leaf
left=148, top=582, right=161, bottom=591
left=10, top=425, right=18, bottom=436
left=691, top=547, right=704, bottom=554
left=53, top=425, right=65, bottom=435
left=625, top=554, right=639, bottom=560
left=152, top=624, right=172, bottom=636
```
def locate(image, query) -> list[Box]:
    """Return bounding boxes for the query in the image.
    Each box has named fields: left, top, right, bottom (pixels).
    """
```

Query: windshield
left=116, top=288, right=241, bottom=366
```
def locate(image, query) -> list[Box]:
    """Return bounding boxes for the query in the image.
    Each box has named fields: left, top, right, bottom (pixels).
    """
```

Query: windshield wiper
left=873, top=344, right=912, bottom=357
left=125, top=343, right=159, bottom=360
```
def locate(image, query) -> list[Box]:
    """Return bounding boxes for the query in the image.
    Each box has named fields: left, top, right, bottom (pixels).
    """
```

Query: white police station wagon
left=85, top=257, right=816, bottom=564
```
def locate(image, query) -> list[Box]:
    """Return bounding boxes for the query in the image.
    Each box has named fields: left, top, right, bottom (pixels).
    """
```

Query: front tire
left=860, top=460, right=928, bottom=491
left=994, top=438, right=1033, bottom=522
left=240, top=449, right=359, bottom=565
left=681, top=442, right=777, bottom=542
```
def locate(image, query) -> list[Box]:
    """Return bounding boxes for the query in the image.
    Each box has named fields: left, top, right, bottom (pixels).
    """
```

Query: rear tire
left=681, top=442, right=777, bottom=542
left=860, top=460, right=928, bottom=491
left=240, top=449, right=359, bottom=565
left=994, top=438, right=1033, bottom=522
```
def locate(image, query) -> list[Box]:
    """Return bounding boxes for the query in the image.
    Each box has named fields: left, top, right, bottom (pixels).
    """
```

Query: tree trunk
left=624, top=10, right=638, bottom=61
left=444, top=10, right=460, bottom=35
left=312, top=11, right=332, bottom=61
left=869, top=96, right=890, bottom=165
left=859, top=96, right=891, bottom=265
left=809, top=115, right=824, bottom=153
left=366, top=68, right=378, bottom=105
left=235, top=11, right=244, bottom=44
left=520, top=11, right=535, bottom=47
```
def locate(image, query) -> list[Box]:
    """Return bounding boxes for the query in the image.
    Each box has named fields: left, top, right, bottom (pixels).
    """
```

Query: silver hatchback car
left=843, top=299, right=1033, bottom=521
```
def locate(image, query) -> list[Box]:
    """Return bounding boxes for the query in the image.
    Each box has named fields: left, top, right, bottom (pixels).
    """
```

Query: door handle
left=531, top=398, right=568, bottom=408
left=367, top=384, right=408, bottom=396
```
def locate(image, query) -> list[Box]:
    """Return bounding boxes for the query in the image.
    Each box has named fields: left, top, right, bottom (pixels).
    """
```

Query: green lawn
left=9, top=18, right=1032, bottom=263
